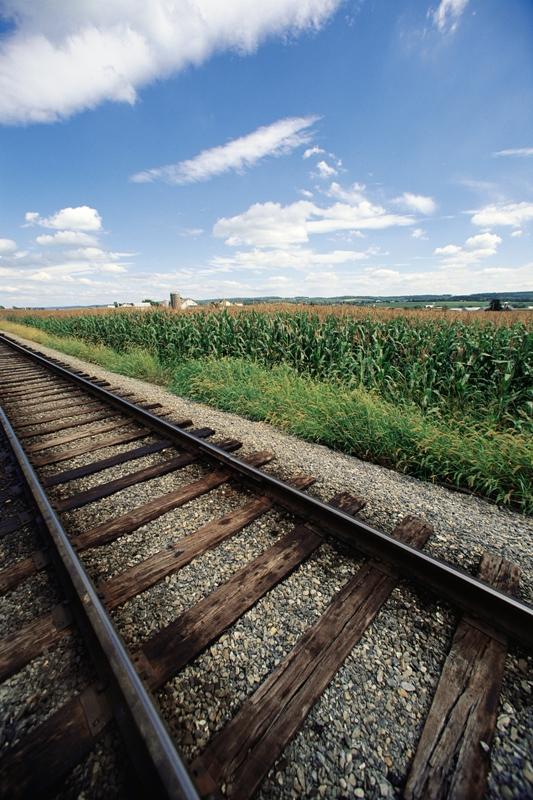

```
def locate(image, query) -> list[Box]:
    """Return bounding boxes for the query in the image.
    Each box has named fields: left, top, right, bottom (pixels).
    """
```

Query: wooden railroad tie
left=404, top=553, right=521, bottom=800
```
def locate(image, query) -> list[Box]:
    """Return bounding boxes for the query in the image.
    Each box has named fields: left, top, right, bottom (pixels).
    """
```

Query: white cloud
left=394, top=192, right=436, bottom=214
left=315, top=160, right=338, bottom=178
left=471, top=202, right=533, bottom=228
left=0, top=238, right=17, bottom=253
left=326, top=182, right=366, bottom=203
left=214, top=201, right=313, bottom=247
left=156, top=261, right=533, bottom=300
left=26, top=206, right=103, bottom=231
left=303, top=146, right=325, bottom=159
left=434, top=244, right=461, bottom=256
left=30, top=271, right=56, bottom=282
left=211, top=246, right=369, bottom=271
left=132, top=115, right=319, bottom=184
left=0, top=2, right=342, bottom=124
left=36, top=230, right=98, bottom=246
left=411, top=228, right=427, bottom=240
left=99, top=263, right=128, bottom=273
left=7, top=256, right=531, bottom=307
left=434, top=232, right=502, bottom=267
left=214, top=197, right=413, bottom=248
left=351, top=263, right=532, bottom=297
left=299, top=189, right=314, bottom=198
left=431, top=0, right=469, bottom=34
left=66, top=247, right=113, bottom=261
left=366, top=268, right=401, bottom=280
left=464, top=233, right=501, bottom=251
left=0, top=242, right=136, bottom=307
left=493, top=148, right=533, bottom=158
left=511, top=230, right=524, bottom=238
left=306, top=203, right=413, bottom=236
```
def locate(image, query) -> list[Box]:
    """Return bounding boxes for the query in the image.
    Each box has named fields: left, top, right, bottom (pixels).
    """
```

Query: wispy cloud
left=178, top=227, right=204, bottom=238
left=314, top=160, right=338, bottom=179
left=36, top=231, right=98, bottom=246
left=0, top=238, right=17, bottom=253
left=393, top=192, right=436, bottom=214
left=211, top=246, right=370, bottom=272
left=303, top=146, right=326, bottom=159
left=471, top=202, right=533, bottom=228
left=493, top=148, right=533, bottom=158
left=326, top=182, right=366, bottom=203
left=430, top=0, right=469, bottom=34
left=131, top=115, right=319, bottom=185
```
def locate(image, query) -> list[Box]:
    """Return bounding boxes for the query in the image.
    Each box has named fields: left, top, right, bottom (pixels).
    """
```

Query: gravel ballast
left=1, top=332, right=531, bottom=800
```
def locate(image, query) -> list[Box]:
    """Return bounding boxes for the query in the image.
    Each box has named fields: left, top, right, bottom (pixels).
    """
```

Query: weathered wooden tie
left=404, top=553, right=520, bottom=800
left=53, top=432, right=227, bottom=512
left=13, top=400, right=103, bottom=427
left=1, top=377, right=61, bottom=394
left=136, top=526, right=321, bottom=690
left=8, top=388, right=92, bottom=409
left=31, top=429, right=153, bottom=467
left=0, top=477, right=314, bottom=677
left=0, top=509, right=34, bottom=538
left=71, top=449, right=271, bottom=551
left=25, top=419, right=141, bottom=453
left=2, top=384, right=75, bottom=402
left=0, top=685, right=113, bottom=799
left=135, top=493, right=365, bottom=692
left=0, top=604, right=73, bottom=681
left=15, top=401, right=162, bottom=430
left=19, top=409, right=122, bottom=439
left=190, top=514, right=432, bottom=799
left=0, top=549, right=50, bottom=595
left=41, top=438, right=176, bottom=486
left=100, top=475, right=315, bottom=609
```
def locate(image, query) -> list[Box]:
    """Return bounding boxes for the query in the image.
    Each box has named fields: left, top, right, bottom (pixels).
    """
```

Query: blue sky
left=0, top=0, right=532, bottom=306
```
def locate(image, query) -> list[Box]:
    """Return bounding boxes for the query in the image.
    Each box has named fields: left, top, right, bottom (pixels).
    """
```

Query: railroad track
left=0, top=332, right=531, bottom=800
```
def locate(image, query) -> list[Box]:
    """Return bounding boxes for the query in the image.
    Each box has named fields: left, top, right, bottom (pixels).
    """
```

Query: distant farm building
left=170, top=292, right=198, bottom=310
left=107, top=301, right=152, bottom=309
left=212, top=299, right=243, bottom=308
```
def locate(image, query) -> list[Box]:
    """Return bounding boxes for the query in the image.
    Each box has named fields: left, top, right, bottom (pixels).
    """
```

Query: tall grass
left=0, top=321, right=169, bottom=384
left=8, top=308, right=532, bottom=430
left=170, top=358, right=533, bottom=513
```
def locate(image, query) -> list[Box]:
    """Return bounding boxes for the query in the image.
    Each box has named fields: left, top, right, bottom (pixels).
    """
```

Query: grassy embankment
left=0, top=311, right=531, bottom=513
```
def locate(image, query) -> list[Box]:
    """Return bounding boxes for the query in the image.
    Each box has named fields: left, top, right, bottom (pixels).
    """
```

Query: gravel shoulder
left=2, top=330, right=532, bottom=800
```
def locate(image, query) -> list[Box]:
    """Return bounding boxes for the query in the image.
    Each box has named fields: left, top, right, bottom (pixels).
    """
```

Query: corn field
left=10, top=308, right=532, bottom=430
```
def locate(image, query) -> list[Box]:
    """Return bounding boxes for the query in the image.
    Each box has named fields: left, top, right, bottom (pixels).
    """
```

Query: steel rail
left=0, top=405, right=200, bottom=800
left=1, top=332, right=532, bottom=652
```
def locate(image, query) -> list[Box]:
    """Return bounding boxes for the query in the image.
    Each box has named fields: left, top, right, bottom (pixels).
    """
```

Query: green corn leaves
left=10, top=308, right=532, bottom=432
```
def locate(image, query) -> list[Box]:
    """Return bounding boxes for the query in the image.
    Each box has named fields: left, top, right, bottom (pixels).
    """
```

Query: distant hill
left=198, top=291, right=533, bottom=306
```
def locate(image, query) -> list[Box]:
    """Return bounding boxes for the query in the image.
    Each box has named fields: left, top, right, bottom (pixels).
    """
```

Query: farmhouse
left=170, top=292, right=198, bottom=310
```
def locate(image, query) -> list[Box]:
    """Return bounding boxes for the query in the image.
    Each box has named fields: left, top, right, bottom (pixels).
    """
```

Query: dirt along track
left=0, top=330, right=532, bottom=800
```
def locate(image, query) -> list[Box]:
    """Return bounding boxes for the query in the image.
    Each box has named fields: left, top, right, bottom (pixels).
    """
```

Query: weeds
left=170, top=358, right=533, bottom=513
